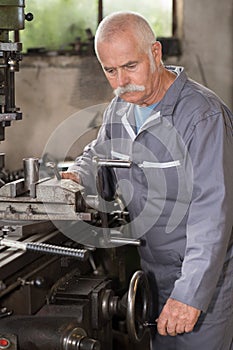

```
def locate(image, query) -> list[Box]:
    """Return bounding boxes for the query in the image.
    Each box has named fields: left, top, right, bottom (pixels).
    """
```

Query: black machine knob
left=25, top=13, right=34, bottom=21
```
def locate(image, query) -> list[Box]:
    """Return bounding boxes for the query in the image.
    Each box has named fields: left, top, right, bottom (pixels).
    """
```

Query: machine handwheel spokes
left=126, top=270, right=150, bottom=343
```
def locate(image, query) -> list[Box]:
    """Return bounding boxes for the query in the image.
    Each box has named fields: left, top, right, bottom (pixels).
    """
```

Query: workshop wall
left=1, top=0, right=232, bottom=171
left=181, top=0, right=233, bottom=108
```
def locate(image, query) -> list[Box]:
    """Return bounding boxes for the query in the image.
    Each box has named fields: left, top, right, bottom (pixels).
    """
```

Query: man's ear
left=151, top=41, right=162, bottom=63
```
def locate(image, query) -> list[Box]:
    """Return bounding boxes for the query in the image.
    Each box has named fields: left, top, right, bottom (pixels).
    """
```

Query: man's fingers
left=166, top=319, right=178, bottom=336
left=157, top=318, right=183, bottom=336
left=158, top=320, right=192, bottom=336
left=184, top=323, right=195, bottom=333
left=61, top=171, right=80, bottom=183
left=157, top=317, right=168, bottom=336
left=158, top=298, right=201, bottom=336
left=157, top=318, right=181, bottom=336
left=166, top=326, right=177, bottom=336
left=156, top=298, right=201, bottom=337
left=175, top=324, right=186, bottom=334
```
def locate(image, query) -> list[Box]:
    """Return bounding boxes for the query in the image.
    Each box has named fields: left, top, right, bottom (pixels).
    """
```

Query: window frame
left=97, top=0, right=182, bottom=58
left=16, top=0, right=182, bottom=57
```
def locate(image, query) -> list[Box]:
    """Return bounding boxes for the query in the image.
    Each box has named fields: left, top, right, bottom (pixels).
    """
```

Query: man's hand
left=157, top=298, right=201, bottom=336
left=61, top=171, right=81, bottom=183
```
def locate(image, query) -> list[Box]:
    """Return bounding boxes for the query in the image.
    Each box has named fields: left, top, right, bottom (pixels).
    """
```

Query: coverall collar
left=116, top=66, right=188, bottom=138
left=159, top=66, right=187, bottom=117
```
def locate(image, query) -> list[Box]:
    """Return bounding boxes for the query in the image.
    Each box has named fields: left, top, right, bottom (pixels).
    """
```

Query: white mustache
left=114, top=84, right=145, bottom=97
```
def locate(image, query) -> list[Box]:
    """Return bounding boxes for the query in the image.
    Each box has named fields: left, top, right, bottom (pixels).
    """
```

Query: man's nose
left=117, top=69, right=130, bottom=86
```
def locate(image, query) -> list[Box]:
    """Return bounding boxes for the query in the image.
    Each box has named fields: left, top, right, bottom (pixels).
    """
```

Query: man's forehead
left=98, top=29, right=142, bottom=49
left=97, top=37, right=145, bottom=66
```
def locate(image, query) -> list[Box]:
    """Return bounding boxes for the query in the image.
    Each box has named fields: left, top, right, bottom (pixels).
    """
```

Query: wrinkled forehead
left=97, top=31, right=146, bottom=64
left=98, top=36, right=145, bottom=67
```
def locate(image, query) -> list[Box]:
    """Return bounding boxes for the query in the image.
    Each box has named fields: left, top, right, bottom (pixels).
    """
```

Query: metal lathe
left=0, top=2, right=151, bottom=349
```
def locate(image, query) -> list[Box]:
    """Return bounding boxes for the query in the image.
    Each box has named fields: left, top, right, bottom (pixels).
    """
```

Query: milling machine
left=0, top=2, right=151, bottom=349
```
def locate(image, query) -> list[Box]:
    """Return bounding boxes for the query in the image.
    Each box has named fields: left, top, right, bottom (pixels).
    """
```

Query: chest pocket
left=142, top=158, right=192, bottom=233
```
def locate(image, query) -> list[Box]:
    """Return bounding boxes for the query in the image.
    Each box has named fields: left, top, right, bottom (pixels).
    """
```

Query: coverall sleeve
left=170, top=110, right=233, bottom=312
left=68, top=104, right=115, bottom=196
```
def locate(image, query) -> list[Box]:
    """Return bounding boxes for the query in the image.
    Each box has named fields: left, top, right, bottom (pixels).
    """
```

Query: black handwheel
left=126, top=270, right=150, bottom=343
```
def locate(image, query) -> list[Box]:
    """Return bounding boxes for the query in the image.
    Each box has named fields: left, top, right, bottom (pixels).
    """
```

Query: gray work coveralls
left=70, top=66, right=233, bottom=349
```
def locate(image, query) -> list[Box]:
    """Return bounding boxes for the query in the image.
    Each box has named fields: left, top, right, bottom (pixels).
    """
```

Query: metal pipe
left=23, top=157, right=39, bottom=191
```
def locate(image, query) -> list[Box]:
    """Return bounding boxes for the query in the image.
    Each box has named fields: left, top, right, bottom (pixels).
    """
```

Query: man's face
left=97, top=31, right=161, bottom=106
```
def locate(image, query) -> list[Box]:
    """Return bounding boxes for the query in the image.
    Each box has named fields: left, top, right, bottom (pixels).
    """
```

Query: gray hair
left=94, top=11, right=157, bottom=61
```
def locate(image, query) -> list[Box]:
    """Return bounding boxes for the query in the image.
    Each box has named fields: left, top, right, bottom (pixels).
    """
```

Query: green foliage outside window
left=20, top=0, right=172, bottom=53
left=104, top=0, right=172, bottom=37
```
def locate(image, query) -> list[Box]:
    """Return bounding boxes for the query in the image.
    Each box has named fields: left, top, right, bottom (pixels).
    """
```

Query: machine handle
left=46, top=162, right=62, bottom=180
left=93, top=156, right=132, bottom=168
left=126, top=270, right=151, bottom=343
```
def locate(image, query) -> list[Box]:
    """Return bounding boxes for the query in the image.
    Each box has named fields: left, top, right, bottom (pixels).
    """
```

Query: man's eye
left=126, top=64, right=137, bottom=70
left=105, top=68, right=116, bottom=75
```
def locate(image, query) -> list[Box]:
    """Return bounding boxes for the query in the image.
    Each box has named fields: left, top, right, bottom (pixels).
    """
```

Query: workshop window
left=21, top=0, right=98, bottom=53
left=19, top=0, right=178, bottom=55
left=103, top=0, right=173, bottom=37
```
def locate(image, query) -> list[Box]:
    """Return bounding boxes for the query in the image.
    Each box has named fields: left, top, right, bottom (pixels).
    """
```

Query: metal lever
left=143, top=321, right=157, bottom=327
left=109, top=237, right=141, bottom=246
left=92, top=156, right=132, bottom=168
left=0, top=238, right=89, bottom=261
left=46, top=162, right=62, bottom=180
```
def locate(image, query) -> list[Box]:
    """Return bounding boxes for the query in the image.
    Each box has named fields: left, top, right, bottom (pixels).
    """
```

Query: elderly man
left=62, top=11, right=233, bottom=350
